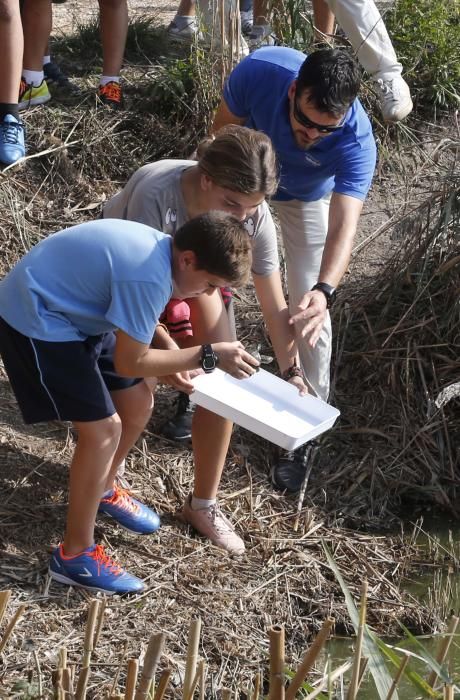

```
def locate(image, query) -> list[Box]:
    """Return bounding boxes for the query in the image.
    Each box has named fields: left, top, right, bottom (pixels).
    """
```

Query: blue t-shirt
left=0, top=219, right=173, bottom=344
left=223, top=46, right=377, bottom=202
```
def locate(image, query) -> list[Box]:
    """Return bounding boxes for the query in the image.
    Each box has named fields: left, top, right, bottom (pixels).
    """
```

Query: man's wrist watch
left=311, top=282, right=337, bottom=309
left=201, top=344, right=219, bottom=373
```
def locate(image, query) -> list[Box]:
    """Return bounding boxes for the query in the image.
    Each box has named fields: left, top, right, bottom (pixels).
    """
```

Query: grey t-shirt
left=103, top=160, right=279, bottom=277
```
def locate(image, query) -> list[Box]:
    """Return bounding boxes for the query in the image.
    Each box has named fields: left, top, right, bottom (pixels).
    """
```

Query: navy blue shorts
left=0, top=317, right=141, bottom=424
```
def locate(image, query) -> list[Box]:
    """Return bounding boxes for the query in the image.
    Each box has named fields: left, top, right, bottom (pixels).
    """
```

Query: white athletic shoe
left=248, top=23, right=276, bottom=50
left=374, top=75, right=413, bottom=123
left=167, top=19, right=198, bottom=44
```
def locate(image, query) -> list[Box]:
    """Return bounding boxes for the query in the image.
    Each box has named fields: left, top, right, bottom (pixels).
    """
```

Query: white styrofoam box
left=192, top=368, right=340, bottom=450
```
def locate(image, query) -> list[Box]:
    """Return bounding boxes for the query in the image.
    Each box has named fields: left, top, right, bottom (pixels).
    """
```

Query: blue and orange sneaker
left=49, top=543, right=145, bottom=595
left=98, top=484, right=160, bottom=534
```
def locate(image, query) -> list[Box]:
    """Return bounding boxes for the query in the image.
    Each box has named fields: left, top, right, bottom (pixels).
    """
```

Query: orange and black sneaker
left=98, top=81, right=122, bottom=110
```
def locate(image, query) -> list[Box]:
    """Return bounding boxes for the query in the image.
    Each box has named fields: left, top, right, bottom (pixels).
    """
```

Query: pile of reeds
left=1, top=586, right=459, bottom=699
left=312, top=157, right=459, bottom=525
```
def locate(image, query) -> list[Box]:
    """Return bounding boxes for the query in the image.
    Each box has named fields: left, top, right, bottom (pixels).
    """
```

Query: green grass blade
left=373, top=635, right=440, bottom=698
left=322, top=541, right=396, bottom=700
left=397, top=621, right=458, bottom=688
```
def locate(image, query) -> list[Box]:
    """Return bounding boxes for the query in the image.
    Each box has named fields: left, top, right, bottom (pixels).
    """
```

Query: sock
left=100, top=75, right=120, bottom=86
left=173, top=14, right=197, bottom=29
left=22, top=69, right=45, bottom=87
left=43, top=55, right=51, bottom=66
left=191, top=495, right=216, bottom=511
left=0, top=103, right=20, bottom=120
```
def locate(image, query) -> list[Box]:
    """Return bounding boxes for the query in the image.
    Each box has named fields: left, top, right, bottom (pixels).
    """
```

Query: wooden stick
left=62, top=667, right=72, bottom=696
left=427, top=616, right=459, bottom=687
left=153, top=668, right=172, bottom=700
left=184, top=659, right=205, bottom=700
left=110, top=639, right=128, bottom=696
left=0, top=603, right=26, bottom=654
left=82, top=599, right=101, bottom=667
left=183, top=618, right=202, bottom=699
left=285, top=617, right=335, bottom=700
left=75, top=666, right=91, bottom=700
left=347, top=579, right=368, bottom=700
left=444, top=685, right=454, bottom=700
left=269, top=625, right=285, bottom=700
left=92, top=597, right=107, bottom=649
left=59, top=647, right=68, bottom=670
left=199, top=660, right=206, bottom=700
left=0, top=590, right=12, bottom=627
left=134, top=632, right=165, bottom=700
left=125, top=658, right=139, bottom=700
left=385, top=653, right=409, bottom=700
left=33, top=649, right=43, bottom=698
left=252, top=671, right=261, bottom=700
left=356, top=657, right=368, bottom=692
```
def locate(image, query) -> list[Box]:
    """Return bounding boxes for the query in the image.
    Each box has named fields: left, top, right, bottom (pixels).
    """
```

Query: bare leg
left=176, top=0, right=195, bottom=16
left=252, top=0, right=268, bottom=25
left=98, top=0, right=128, bottom=76
left=183, top=290, right=235, bottom=500
left=105, top=380, right=154, bottom=490
left=22, top=0, right=52, bottom=71
left=312, top=0, right=335, bottom=39
left=0, top=0, right=23, bottom=102
left=64, top=415, right=122, bottom=555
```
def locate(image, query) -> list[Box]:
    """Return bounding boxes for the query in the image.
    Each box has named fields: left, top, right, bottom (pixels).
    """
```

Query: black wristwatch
left=311, top=282, right=337, bottom=309
left=201, top=344, right=219, bottom=373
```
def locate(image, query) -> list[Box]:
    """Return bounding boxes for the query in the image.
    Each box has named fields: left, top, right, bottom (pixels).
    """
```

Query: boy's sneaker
left=240, top=9, right=253, bottom=35
left=0, top=114, right=25, bottom=165
left=98, top=483, right=160, bottom=534
left=162, top=392, right=195, bottom=442
left=248, top=23, right=276, bottom=50
left=180, top=494, right=245, bottom=555
left=98, top=81, right=122, bottom=110
left=18, top=78, right=51, bottom=110
left=44, top=61, right=81, bottom=95
left=271, top=443, right=314, bottom=493
left=49, top=543, right=145, bottom=595
left=167, top=19, right=198, bottom=44
left=373, top=75, right=413, bottom=122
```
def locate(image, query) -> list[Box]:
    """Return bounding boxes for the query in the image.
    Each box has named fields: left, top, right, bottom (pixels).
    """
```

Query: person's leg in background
left=97, top=0, right=128, bottom=109
left=270, top=196, right=332, bottom=492
left=239, top=0, right=253, bottom=36
left=313, top=0, right=413, bottom=122
left=0, top=0, right=25, bottom=164
left=20, top=0, right=52, bottom=109
left=248, top=0, right=275, bottom=48
left=167, top=0, right=198, bottom=43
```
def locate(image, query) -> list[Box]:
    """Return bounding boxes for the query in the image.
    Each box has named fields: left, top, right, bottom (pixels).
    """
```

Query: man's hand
left=213, top=341, right=260, bottom=379
left=287, top=374, right=309, bottom=396
left=289, top=290, right=328, bottom=348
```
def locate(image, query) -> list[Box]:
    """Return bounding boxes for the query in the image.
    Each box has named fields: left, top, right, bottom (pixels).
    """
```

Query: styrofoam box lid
left=192, top=368, right=340, bottom=451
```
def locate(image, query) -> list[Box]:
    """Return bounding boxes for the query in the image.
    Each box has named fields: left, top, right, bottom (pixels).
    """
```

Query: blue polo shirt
left=0, top=219, right=173, bottom=344
left=223, top=46, right=377, bottom=202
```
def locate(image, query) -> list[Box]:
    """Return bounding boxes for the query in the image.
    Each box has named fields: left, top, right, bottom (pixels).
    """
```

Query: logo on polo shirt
left=305, top=154, right=321, bottom=166
left=243, top=217, right=255, bottom=237
left=165, top=207, right=177, bottom=225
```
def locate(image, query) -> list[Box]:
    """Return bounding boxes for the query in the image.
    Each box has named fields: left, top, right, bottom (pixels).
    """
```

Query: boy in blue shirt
left=0, top=213, right=257, bottom=595
left=213, top=47, right=377, bottom=491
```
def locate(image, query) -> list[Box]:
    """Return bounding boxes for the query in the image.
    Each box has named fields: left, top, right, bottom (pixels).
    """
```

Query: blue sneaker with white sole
left=98, top=484, right=160, bottom=534
left=49, top=543, right=145, bottom=595
left=0, top=114, right=25, bottom=165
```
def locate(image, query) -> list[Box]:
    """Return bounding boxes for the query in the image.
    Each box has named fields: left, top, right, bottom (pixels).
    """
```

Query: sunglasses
left=293, top=95, right=345, bottom=133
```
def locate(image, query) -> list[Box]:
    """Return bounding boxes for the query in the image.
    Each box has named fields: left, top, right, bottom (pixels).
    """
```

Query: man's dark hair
left=296, top=48, right=362, bottom=117
left=174, top=211, right=252, bottom=288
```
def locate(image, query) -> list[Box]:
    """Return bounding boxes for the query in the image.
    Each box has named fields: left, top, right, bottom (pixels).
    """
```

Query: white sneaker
left=240, top=9, right=253, bottom=35
left=248, top=23, right=276, bottom=50
left=167, top=19, right=198, bottom=44
left=373, top=75, right=413, bottom=123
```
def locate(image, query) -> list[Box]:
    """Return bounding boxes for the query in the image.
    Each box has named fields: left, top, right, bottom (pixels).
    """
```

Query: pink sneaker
left=180, top=495, right=245, bottom=555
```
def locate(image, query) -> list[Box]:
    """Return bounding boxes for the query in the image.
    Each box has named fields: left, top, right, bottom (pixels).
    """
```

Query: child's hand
left=213, top=341, right=260, bottom=379
left=160, top=370, right=195, bottom=393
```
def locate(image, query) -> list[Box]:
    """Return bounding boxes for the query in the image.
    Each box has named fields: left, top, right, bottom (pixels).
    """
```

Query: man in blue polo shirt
left=212, top=46, right=377, bottom=491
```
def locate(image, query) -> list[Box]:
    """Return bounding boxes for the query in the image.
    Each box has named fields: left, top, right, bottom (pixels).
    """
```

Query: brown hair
left=197, top=125, right=278, bottom=197
left=174, top=211, right=252, bottom=288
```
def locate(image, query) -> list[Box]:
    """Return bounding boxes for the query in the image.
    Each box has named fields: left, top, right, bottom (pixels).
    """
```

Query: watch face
left=203, top=356, right=215, bottom=369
